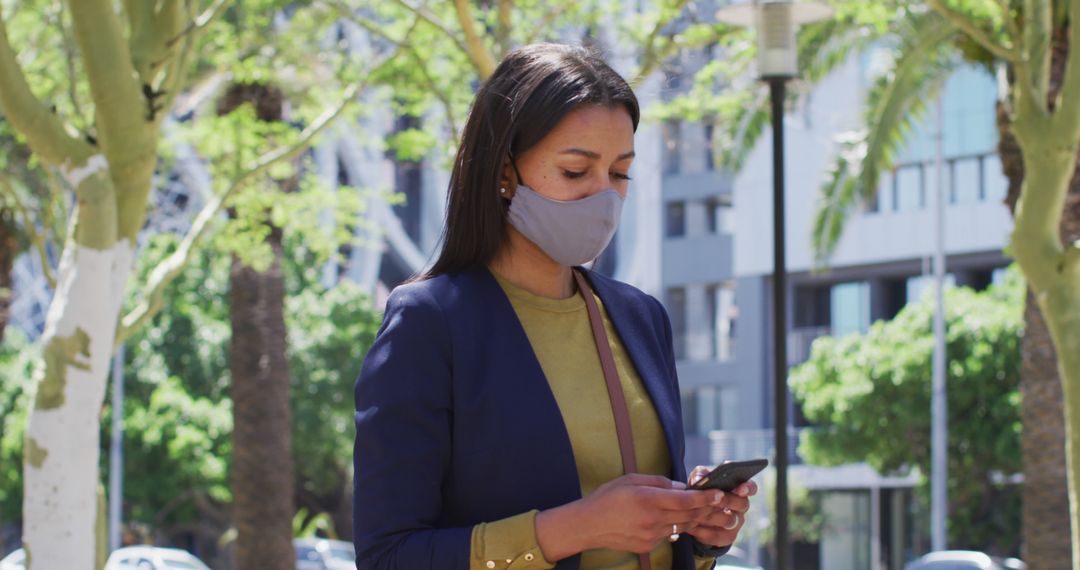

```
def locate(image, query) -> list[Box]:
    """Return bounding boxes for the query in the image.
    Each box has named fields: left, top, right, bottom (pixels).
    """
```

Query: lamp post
left=715, top=2, right=832, bottom=569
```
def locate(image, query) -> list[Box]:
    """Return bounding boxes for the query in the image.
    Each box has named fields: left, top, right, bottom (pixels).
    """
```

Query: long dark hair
left=420, top=43, right=640, bottom=279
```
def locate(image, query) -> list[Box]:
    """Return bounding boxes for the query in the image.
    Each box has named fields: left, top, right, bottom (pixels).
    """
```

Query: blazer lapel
left=580, top=269, right=685, bottom=481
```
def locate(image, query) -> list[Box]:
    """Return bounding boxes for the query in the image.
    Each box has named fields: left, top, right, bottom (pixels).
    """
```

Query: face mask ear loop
left=509, top=153, right=526, bottom=189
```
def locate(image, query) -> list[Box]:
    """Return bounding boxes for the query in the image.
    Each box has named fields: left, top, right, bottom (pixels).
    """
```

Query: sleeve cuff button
left=524, top=553, right=535, bottom=561
left=486, top=561, right=495, bottom=568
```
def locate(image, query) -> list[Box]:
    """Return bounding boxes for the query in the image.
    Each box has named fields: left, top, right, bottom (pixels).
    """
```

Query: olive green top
left=467, top=270, right=714, bottom=570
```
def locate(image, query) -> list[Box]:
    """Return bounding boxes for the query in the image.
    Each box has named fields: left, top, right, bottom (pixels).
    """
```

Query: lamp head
left=716, top=0, right=834, bottom=79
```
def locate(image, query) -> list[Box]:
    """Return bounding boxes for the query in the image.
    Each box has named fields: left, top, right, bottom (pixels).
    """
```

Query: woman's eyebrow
left=559, top=148, right=636, bottom=160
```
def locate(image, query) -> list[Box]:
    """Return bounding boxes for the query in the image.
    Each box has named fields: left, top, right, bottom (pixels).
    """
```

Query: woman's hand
left=536, top=473, right=723, bottom=560
left=683, top=466, right=759, bottom=548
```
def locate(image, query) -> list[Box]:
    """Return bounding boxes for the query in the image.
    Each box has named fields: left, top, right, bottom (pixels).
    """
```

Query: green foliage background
left=791, top=267, right=1024, bottom=553
left=0, top=232, right=382, bottom=541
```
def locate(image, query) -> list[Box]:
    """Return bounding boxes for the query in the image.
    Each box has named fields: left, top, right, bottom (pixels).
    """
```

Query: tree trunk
left=223, top=83, right=296, bottom=570
left=22, top=156, right=137, bottom=569
left=0, top=209, right=16, bottom=342
left=998, top=104, right=1074, bottom=568
left=995, top=20, right=1079, bottom=566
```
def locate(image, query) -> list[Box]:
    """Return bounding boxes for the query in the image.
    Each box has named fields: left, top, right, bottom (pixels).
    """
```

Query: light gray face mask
left=506, top=183, right=625, bottom=267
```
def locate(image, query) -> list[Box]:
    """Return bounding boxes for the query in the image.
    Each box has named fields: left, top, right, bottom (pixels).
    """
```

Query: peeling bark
left=22, top=238, right=135, bottom=570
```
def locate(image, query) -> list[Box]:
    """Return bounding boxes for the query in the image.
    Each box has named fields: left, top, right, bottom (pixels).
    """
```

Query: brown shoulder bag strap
left=573, top=269, right=655, bottom=570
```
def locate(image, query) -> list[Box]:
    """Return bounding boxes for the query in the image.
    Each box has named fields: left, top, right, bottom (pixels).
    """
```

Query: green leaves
left=790, top=266, right=1024, bottom=549
left=811, top=9, right=958, bottom=265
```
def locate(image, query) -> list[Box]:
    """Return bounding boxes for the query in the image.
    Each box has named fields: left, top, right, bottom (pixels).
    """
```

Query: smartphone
left=688, top=458, right=769, bottom=492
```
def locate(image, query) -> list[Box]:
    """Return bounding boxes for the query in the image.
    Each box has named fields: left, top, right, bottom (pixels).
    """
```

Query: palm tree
left=0, top=208, right=16, bottom=341
left=701, top=2, right=1076, bottom=566
left=218, top=82, right=296, bottom=570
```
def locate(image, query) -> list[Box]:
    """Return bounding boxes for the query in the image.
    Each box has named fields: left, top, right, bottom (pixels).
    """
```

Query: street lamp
left=714, top=2, right=832, bottom=570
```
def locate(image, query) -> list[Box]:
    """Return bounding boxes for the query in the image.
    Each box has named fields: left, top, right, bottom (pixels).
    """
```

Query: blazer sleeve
left=353, top=286, right=471, bottom=569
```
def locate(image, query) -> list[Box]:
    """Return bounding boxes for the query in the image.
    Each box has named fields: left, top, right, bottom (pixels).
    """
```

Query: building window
left=663, top=119, right=681, bottom=175
left=830, top=281, right=871, bottom=337
left=705, top=198, right=734, bottom=235
left=666, top=287, right=687, bottom=359
left=952, top=155, right=981, bottom=205
left=707, top=282, right=737, bottom=362
left=905, top=273, right=956, bottom=305
left=704, top=123, right=716, bottom=171
left=666, top=201, right=686, bottom=237
left=681, top=385, right=738, bottom=435
left=895, top=164, right=922, bottom=212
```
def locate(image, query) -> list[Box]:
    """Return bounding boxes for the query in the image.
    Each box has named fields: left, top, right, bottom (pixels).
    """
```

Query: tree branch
left=926, top=0, right=1018, bottom=63
left=157, top=0, right=201, bottom=121
left=994, top=0, right=1020, bottom=45
left=390, top=0, right=471, bottom=61
left=1055, top=0, right=1080, bottom=137
left=630, top=0, right=691, bottom=86
left=50, top=2, right=89, bottom=131
left=496, top=0, right=512, bottom=59
left=167, top=0, right=229, bottom=48
left=0, top=9, right=91, bottom=165
left=1010, top=143, right=1075, bottom=292
left=117, top=82, right=363, bottom=343
left=0, top=177, right=56, bottom=288
left=66, top=0, right=149, bottom=144
left=1064, top=241, right=1080, bottom=276
left=525, top=5, right=567, bottom=44
left=328, top=5, right=459, bottom=139
left=1023, top=0, right=1051, bottom=111
left=1062, top=240, right=1080, bottom=272
left=453, top=0, right=497, bottom=79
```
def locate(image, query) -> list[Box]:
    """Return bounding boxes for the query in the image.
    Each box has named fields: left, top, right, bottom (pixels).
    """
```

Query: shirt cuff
left=470, top=510, right=556, bottom=569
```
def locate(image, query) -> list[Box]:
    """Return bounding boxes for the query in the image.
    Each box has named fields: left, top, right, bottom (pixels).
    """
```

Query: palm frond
left=811, top=10, right=959, bottom=267
left=717, top=13, right=885, bottom=173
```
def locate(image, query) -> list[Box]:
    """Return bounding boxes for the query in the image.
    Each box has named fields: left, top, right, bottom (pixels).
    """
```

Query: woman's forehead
left=538, top=105, right=635, bottom=156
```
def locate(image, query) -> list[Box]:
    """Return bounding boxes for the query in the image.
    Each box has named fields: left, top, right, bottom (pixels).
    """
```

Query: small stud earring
left=499, top=187, right=507, bottom=194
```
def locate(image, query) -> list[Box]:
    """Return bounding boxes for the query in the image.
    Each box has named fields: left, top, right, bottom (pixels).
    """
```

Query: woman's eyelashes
left=560, top=169, right=633, bottom=181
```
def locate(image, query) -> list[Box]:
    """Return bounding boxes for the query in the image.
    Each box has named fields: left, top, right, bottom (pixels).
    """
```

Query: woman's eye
left=562, top=170, right=586, bottom=179
left=614, top=172, right=632, bottom=181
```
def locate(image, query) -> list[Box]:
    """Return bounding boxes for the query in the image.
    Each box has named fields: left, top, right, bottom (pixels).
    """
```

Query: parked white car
left=0, top=549, right=24, bottom=570
left=294, top=538, right=355, bottom=570
left=904, top=550, right=1026, bottom=570
left=104, top=545, right=211, bottom=570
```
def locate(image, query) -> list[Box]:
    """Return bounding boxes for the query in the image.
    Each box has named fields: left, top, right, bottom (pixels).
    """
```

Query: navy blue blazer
left=352, top=266, right=699, bottom=569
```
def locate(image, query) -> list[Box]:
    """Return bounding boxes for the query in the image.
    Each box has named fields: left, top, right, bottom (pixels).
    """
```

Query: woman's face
left=503, top=104, right=635, bottom=201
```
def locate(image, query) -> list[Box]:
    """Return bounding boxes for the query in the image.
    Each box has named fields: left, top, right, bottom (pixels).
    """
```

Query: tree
left=658, top=1, right=1078, bottom=564
left=1, top=230, right=383, bottom=566
left=791, top=270, right=1024, bottom=553
left=0, top=1, right=381, bottom=565
left=806, top=2, right=1080, bottom=564
left=216, top=82, right=296, bottom=570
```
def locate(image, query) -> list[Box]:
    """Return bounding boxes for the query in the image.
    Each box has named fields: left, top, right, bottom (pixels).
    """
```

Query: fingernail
left=736, top=485, right=749, bottom=497
left=713, top=491, right=724, bottom=505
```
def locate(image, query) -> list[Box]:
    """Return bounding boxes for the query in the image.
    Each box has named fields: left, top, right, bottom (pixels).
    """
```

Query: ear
left=499, top=159, right=517, bottom=200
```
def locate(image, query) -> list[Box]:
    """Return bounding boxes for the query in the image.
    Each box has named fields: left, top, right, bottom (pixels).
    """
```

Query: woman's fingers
left=688, top=465, right=711, bottom=486
left=639, top=486, right=724, bottom=512
left=698, top=506, right=742, bottom=529
left=716, top=493, right=751, bottom=514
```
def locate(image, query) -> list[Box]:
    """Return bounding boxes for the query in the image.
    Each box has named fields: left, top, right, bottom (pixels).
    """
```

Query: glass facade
left=830, top=281, right=871, bottom=337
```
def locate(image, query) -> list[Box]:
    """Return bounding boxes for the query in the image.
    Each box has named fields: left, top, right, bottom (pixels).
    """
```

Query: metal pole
left=109, top=344, right=124, bottom=553
left=769, top=76, right=790, bottom=570
left=931, top=90, right=948, bottom=552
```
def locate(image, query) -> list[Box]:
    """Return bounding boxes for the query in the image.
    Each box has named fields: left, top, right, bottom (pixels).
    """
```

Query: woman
left=353, top=43, right=757, bottom=570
